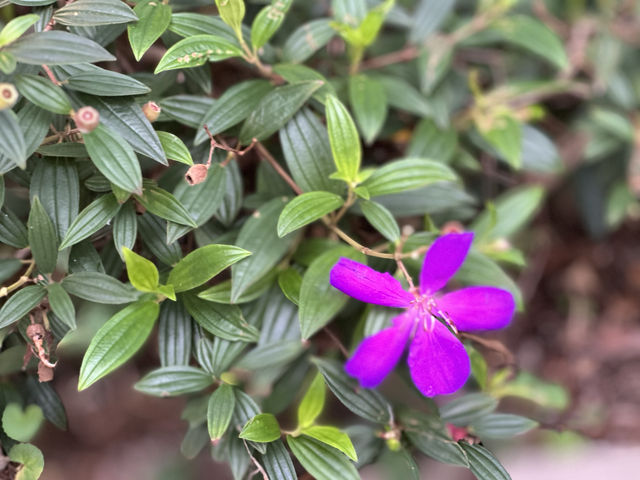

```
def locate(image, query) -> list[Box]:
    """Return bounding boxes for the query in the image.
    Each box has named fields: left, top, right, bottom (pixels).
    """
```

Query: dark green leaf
left=59, top=193, right=121, bottom=250
left=376, top=75, right=431, bottom=117
left=78, top=300, right=159, bottom=390
left=24, top=376, right=67, bottom=430
left=15, top=74, right=72, bottom=114
left=154, top=34, right=243, bottom=73
left=28, top=196, right=58, bottom=273
left=407, top=118, right=458, bottom=163
left=470, top=413, right=538, bottom=440
left=0, top=207, right=29, bottom=248
left=134, top=366, right=214, bottom=397
left=0, top=285, right=46, bottom=329
left=299, top=246, right=364, bottom=340
left=277, top=192, right=343, bottom=237
left=64, top=69, right=151, bottom=96
left=137, top=213, right=182, bottom=266
left=238, top=81, right=323, bottom=144
left=409, top=0, right=455, bottom=43
left=158, top=300, right=191, bottom=366
left=128, top=0, right=171, bottom=61
left=440, top=393, right=498, bottom=427
left=480, top=115, right=523, bottom=169
left=83, top=124, right=143, bottom=194
left=287, top=435, right=359, bottom=480
left=19, top=102, right=52, bottom=160
left=112, top=201, right=136, bottom=260
left=273, top=63, right=335, bottom=104
left=460, top=443, right=512, bottom=480
left=135, top=183, right=196, bottom=227
left=259, top=440, right=297, bottom=480
left=277, top=268, right=301, bottom=305
left=6, top=31, right=116, bottom=64
left=158, top=94, right=214, bottom=128
left=0, top=110, right=26, bottom=169
left=47, top=283, right=76, bottom=330
left=349, top=74, right=387, bottom=144
left=239, top=413, right=281, bottom=443
left=62, top=271, right=138, bottom=304
left=37, top=143, right=87, bottom=158
left=312, top=357, right=391, bottom=424
left=361, top=158, right=456, bottom=197
left=207, top=384, right=235, bottom=441
left=237, top=340, right=302, bottom=370
left=53, top=0, right=137, bottom=26
left=168, top=13, right=236, bottom=42
left=282, top=19, right=334, bottom=63
left=325, top=94, right=360, bottom=183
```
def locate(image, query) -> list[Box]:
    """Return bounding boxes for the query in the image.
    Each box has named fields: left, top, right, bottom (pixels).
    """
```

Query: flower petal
left=330, top=257, right=414, bottom=308
left=345, top=314, right=413, bottom=388
left=408, top=321, right=470, bottom=397
left=420, top=232, right=473, bottom=294
left=438, top=286, right=515, bottom=331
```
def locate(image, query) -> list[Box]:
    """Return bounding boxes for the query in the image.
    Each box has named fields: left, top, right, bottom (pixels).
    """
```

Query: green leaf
left=168, top=244, right=251, bottom=293
left=8, top=443, right=44, bottom=480
left=2, top=403, right=44, bottom=442
left=64, top=69, right=151, bottom=96
left=0, top=285, right=46, bottom=329
left=0, top=207, right=28, bottom=248
left=471, top=186, right=545, bottom=242
left=282, top=19, right=335, bottom=63
left=194, top=79, right=273, bottom=144
left=128, top=0, right=171, bottom=61
left=277, top=192, right=343, bottom=237
left=157, top=131, right=193, bottom=165
left=154, top=34, right=243, bottom=73
left=207, top=384, right=236, bottom=441
left=238, top=81, right=323, bottom=144
left=122, top=247, right=160, bottom=293
left=83, top=124, right=143, bottom=195
left=0, top=110, right=27, bottom=169
left=214, top=0, right=245, bottom=39
left=440, top=393, right=498, bottom=427
left=59, top=193, right=121, bottom=250
left=78, top=300, right=159, bottom=390
left=112, top=201, right=137, bottom=260
left=135, top=365, right=214, bottom=397
left=15, top=74, right=72, bottom=114
left=231, top=197, right=295, bottom=302
left=135, top=183, right=196, bottom=227
left=362, top=158, right=456, bottom=197
left=157, top=300, right=191, bottom=366
left=299, top=246, right=364, bottom=340
left=6, top=31, right=116, bottom=65
left=325, top=94, right=360, bottom=183
left=460, top=443, right=512, bottom=480
left=297, top=372, right=325, bottom=429
left=47, top=282, right=76, bottom=330
left=24, top=376, right=68, bottom=430
left=62, top=271, right=138, bottom=304
left=38, top=143, right=88, bottom=158
left=280, top=108, right=343, bottom=194
left=409, top=0, right=455, bottom=43
left=301, top=425, right=357, bottom=461
left=28, top=196, right=58, bottom=273
left=360, top=200, right=399, bottom=242
left=376, top=74, right=431, bottom=117
left=407, top=118, right=458, bottom=163
left=197, top=270, right=275, bottom=305
left=182, top=293, right=260, bottom=342
left=491, top=371, right=569, bottom=411
left=169, top=12, right=237, bottom=41
left=259, top=440, right=297, bottom=480
left=158, top=94, right=213, bottom=128
left=470, top=413, right=538, bottom=440
left=53, top=0, right=137, bottom=26
left=399, top=409, right=469, bottom=467
left=239, top=413, right=281, bottom=443
left=312, top=357, right=391, bottom=424
left=0, top=51, right=16, bottom=74
left=137, top=214, right=182, bottom=266
left=0, top=14, right=40, bottom=47
left=480, top=115, right=523, bottom=169
left=287, top=435, right=359, bottom=480
left=277, top=268, right=301, bottom=305
left=491, top=15, right=568, bottom=69
left=237, top=339, right=302, bottom=370
left=348, top=74, right=387, bottom=144
left=250, top=0, right=292, bottom=49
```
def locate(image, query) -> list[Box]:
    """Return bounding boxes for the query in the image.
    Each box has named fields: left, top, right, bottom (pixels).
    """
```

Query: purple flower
left=329, top=232, right=515, bottom=397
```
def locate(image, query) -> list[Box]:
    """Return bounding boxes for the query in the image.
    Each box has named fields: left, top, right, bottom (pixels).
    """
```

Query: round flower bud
left=185, top=164, right=209, bottom=185
left=73, top=106, right=100, bottom=133
left=0, top=83, right=19, bottom=110
left=142, top=101, right=161, bottom=123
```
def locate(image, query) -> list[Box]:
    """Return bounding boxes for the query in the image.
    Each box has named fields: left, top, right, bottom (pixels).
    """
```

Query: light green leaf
left=78, top=301, right=159, bottom=390
left=277, top=192, right=343, bottom=237
left=59, top=193, right=121, bottom=250
left=2, top=403, right=44, bottom=442
left=361, top=157, right=456, bottom=197
left=0, top=14, right=40, bottom=47
left=277, top=268, right=302, bottom=305
left=251, top=0, right=293, bottom=49
left=301, top=425, right=357, bottom=461
left=122, top=247, right=159, bottom=293
left=359, top=199, right=399, bottom=242
left=0, top=51, right=16, bottom=74
left=207, top=384, right=235, bottom=441
left=239, top=413, right=281, bottom=443
left=325, top=94, right=360, bottom=183
left=481, top=115, right=523, bottom=169
left=214, top=0, right=245, bottom=39
left=28, top=196, right=58, bottom=273
left=16, top=74, right=71, bottom=114
left=128, top=0, right=172, bottom=61
left=238, top=81, right=323, bottom=144
left=297, top=372, right=325, bottom=429
left=154, top=34, right=243, bottom=73
left=9, top=443, right=44, bottom=480
left=287, top=435, right=359, bottom=480
left=157, top=131, right=193, bottom=165
left=349, top=74, right=387, bottom=144
left=168, top=244, right=251, bottom=293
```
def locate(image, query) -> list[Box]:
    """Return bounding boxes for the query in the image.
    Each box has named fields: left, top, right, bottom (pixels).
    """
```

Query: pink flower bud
left=0, top=83, right=18, bottom=110
left=142, top=101, right=161, bottom=123
left=74, top=106, right=100, bottom=133
left=185, top=164, right=209, bottom=185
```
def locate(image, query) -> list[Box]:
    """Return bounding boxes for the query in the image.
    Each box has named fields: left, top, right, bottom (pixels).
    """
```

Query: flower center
left=410, top=294, right=458, bottom=334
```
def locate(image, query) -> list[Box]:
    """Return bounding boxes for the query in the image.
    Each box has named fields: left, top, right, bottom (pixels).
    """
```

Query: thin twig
left=324, top=327, right=350, bottom=358
left=255, top=141, right=303, bottom=195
